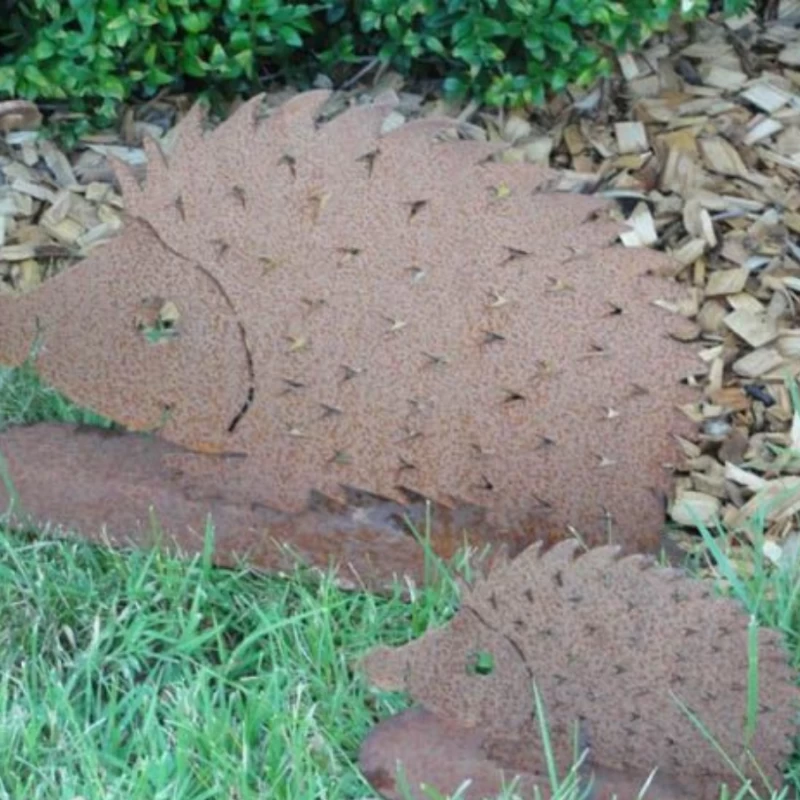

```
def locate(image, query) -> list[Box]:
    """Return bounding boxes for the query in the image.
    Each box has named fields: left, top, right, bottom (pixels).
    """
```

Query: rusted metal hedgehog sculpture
left=359, top=540, right=799, bottom=800
left=0, top=90, right=699, bottom=588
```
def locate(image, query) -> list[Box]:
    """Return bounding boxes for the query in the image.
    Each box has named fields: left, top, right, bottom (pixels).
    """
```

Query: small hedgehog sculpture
left=0, top=90, right=699, bottom=587
left=359, top=541, right=799, bottom=800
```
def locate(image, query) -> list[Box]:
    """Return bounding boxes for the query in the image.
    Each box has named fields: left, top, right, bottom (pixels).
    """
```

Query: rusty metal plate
left=0, top=90, right=701, bottom=583
left=359, top=541, right=799, bottom=799
left=0, top=422, right=529, bottom=590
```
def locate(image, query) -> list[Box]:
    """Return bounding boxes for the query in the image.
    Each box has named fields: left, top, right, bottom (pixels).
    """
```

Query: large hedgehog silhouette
left=359, top=541, right=800, bottom=799
left=0, top=90, right=699, bottom=586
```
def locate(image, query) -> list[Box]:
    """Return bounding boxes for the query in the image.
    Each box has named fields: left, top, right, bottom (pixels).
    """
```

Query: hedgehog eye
left=134, top=297, right=181, bottom=344
left=466, top=650, right=495, bottom=676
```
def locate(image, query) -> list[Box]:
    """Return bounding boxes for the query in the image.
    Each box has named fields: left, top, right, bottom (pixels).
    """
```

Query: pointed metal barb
left=385, top=316, right=407, bottom=334
left=501, top=246, right=531, bottom=265
left=320, top=403, right=343, bottom=419
left=408, top=266, right=426, bottom=283
left=341, top=364, right=365, bottom=381
left=231, top=185, right=246, bottom=208
left=481, top=330, right=506, bottom=346
left=407, top=199, right=428, bottom=220
left=356, top=149, right=380, bottom=177
left=486, top=289, right=509, bottom=308
left=286, top=335, right=310, bottom=353
left=277, top=153, right=297, bottom=178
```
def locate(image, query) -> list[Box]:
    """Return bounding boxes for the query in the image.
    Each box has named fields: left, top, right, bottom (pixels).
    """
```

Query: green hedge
left=0, top=0, right=753, bottom=129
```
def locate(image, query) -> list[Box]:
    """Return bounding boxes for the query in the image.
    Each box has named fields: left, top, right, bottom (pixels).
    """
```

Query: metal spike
left=385, top=316, right=407, bottom=333
left=286, top=335, right=310, bottom=353
left=487, top=289, right=509, bottom=308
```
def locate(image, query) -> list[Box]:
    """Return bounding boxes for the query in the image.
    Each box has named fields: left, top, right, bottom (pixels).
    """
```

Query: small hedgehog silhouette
left=0, top=90, right=699, bottom=586
left=359, top=541, right=799, bottom=800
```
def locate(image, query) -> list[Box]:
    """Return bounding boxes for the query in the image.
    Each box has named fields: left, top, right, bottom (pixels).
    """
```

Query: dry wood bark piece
left=0, top=100, right=41, bottom=133
left=359, top=541, right=799, bottom=800
left=0, top=91, right=700, bottom=583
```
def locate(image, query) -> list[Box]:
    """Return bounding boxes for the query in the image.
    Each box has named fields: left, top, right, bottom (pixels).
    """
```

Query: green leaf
left=384, top=13, right=400, bottom=38
left=180, top=52, right=208, bottom=77
left=360, top=9, right=380, bottom=31
left=229, top=29, right=251, bottom=52
left=144, top=42, right=158, bottom=67
left=0, top=67, right=17, bottom=95
left=209, top=42, right=227, bottom=66
left=99, top=74, right=126, bottom=100
left=106, top=14, right=128, bottom=30
left=77, top=6, right=96, bottom=34
left=442, top=75, right=466, bottom=97
left=32, top=39, right=57, bottom=60
left=22, top=63, right=51, bottom=91
left=254, top=22, right=273, bottom=40
left=278, top=25, right=302, bottom=47
left=181, top=11, right=212, bottom=34
left=233, top=48, right=254, bottom=77
left=424, top=35, right=445, bottom=55
left=146, top=67, right=175, bottom=86
left=549, top=67, right=568, bottom=92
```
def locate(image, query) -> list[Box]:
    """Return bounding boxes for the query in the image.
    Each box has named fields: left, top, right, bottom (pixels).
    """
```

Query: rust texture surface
left=0, top=90, right=699, bottom=583
left=359, top=541, right=799, bottom=800
left=0, top=422, right=530, bottom=589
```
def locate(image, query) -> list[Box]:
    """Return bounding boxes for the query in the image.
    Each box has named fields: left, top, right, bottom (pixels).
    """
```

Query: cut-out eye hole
left=466, top=650, right=495, bottom=676
left=135, top=298, right=180, bottom=344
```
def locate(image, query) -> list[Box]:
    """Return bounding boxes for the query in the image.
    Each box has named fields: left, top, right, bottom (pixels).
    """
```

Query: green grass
left=0, top=363, right=799, bottom=800
left=0, top=521, right=461, bottom=799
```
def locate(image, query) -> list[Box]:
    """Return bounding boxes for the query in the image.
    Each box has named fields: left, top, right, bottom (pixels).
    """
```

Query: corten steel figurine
left=0, top=90, right=699, bottom=588
left=359, top=541, right=800, bottom=800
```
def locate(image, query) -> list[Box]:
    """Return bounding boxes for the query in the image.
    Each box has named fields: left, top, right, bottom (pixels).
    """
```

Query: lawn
left=0, top=362, right=799, bottom=800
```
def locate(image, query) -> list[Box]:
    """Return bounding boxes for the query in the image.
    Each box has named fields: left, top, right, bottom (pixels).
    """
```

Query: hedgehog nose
left=357, top=644, right=412, bottom=692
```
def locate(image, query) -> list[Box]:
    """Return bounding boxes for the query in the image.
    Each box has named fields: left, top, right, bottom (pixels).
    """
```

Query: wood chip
left=615, top=121, right=649, bottom=154
left=723, top=308, right=779, bottom=347
left=701, top=65, right=749, bottom=90
left=724, top=462, right=768, bottom=491
left=743, top=116, right=784, bottom=146
left=730, top=476, right=800, bottom=527
left=619, top=201, right=658, bottom=247
left=732, top=347, right=785, bottom=377
left=705, top=267, right=749, bottom=296
left=671, top=237, right=707, bottom=266
left=39, top=140, right=78, bottom=189
left=699, top=136, right=751, bottom=178
left=779, top=44, right=800, bottom=67
left=0, top=243, right=36, bottom=261
left=10, top=178, right=56, bottom=204
left=669, top=491, right=721, bottom=528
left=618, top=53, right=642, bottom=81
left=740, top=81, right=793, bottom=113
